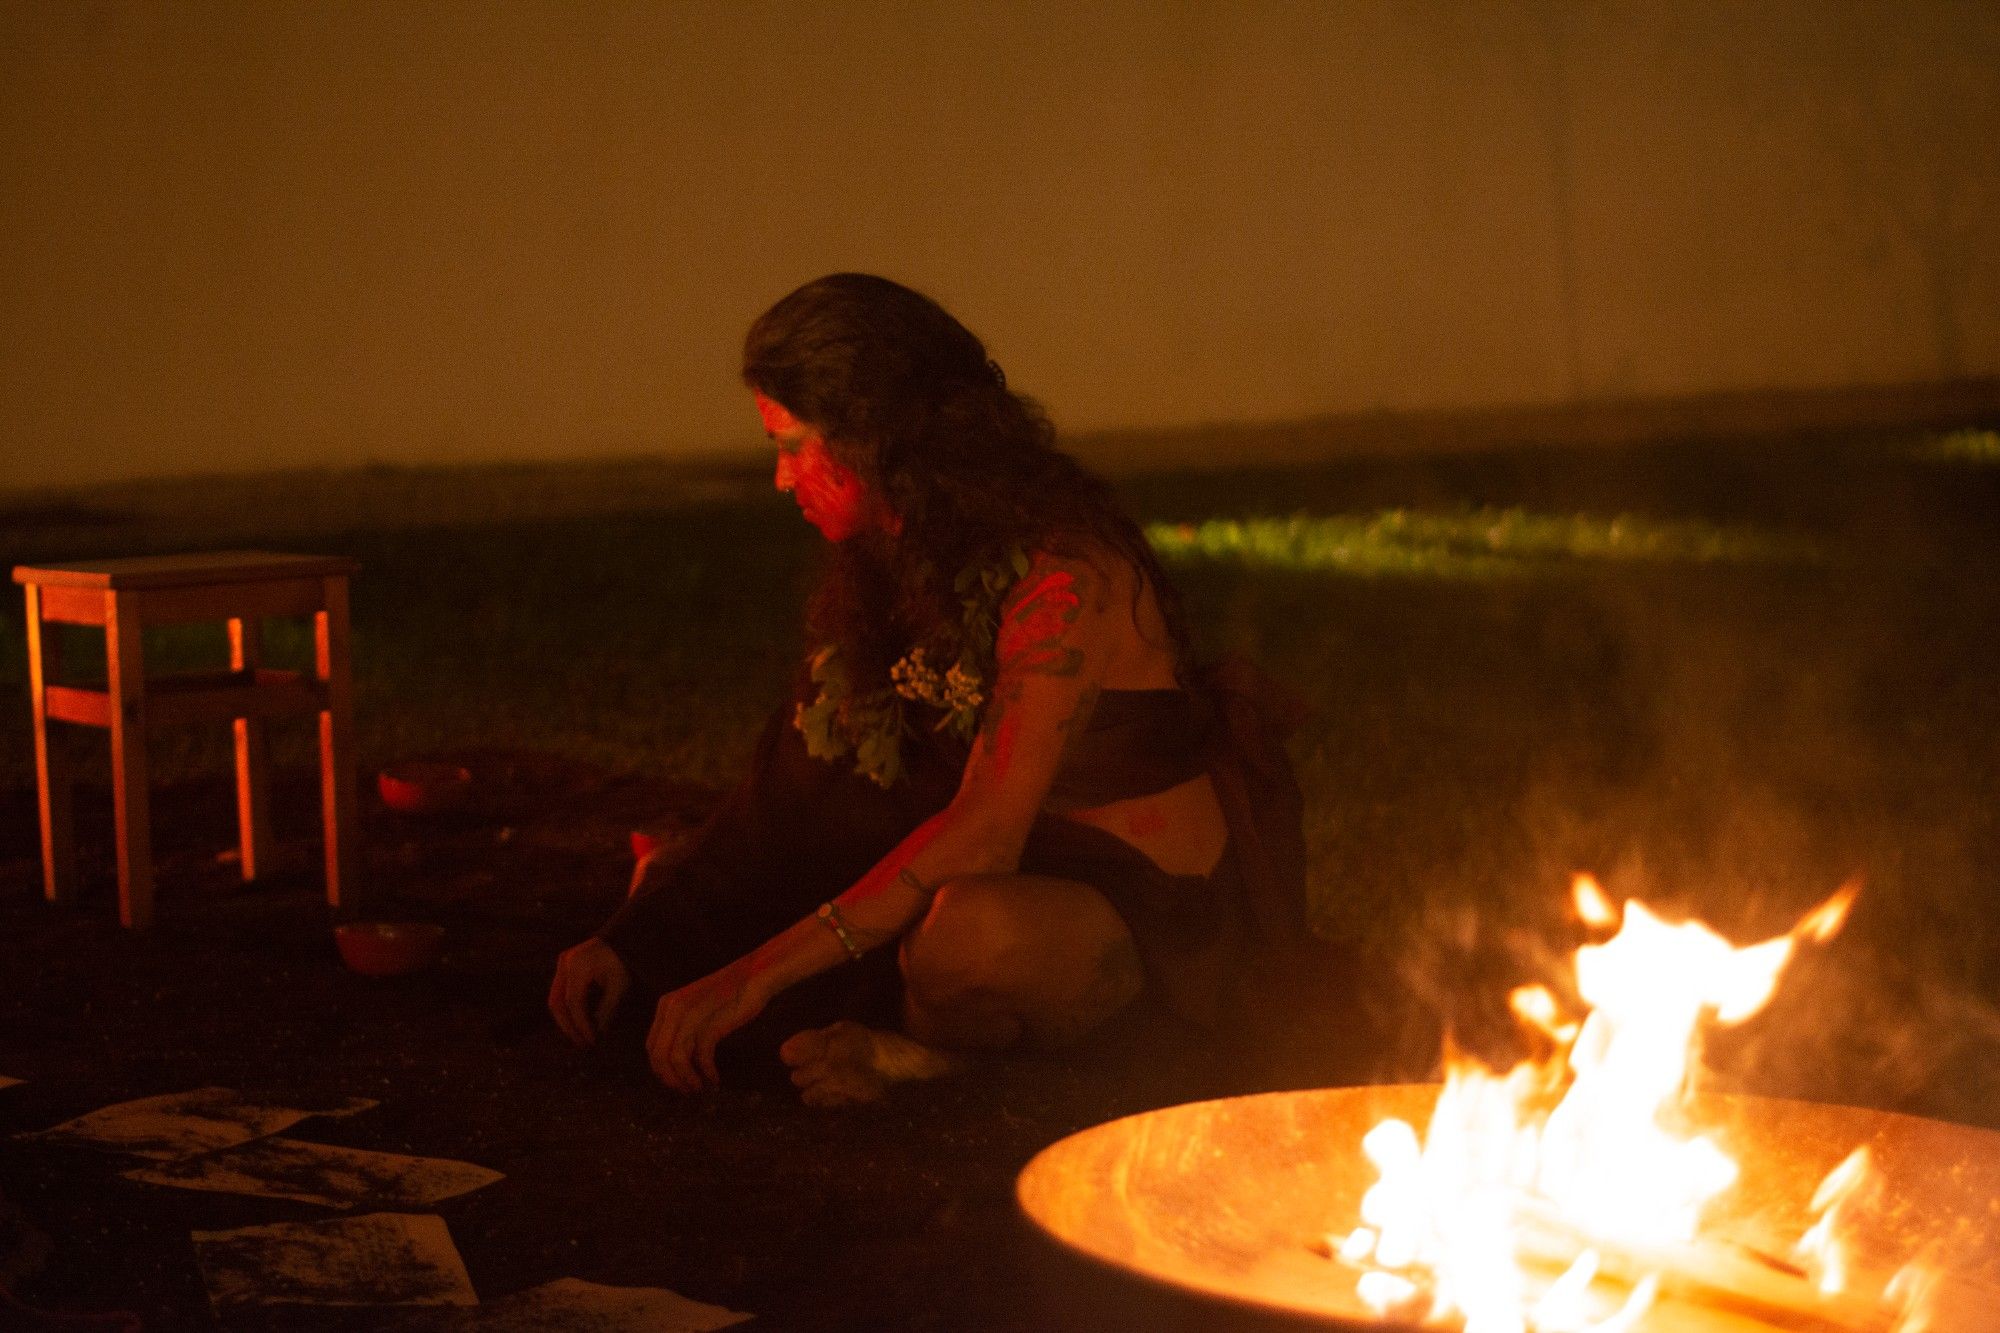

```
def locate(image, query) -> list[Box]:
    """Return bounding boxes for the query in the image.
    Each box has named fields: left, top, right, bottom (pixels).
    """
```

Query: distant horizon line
left=9, top=373, right=1998, bottom=499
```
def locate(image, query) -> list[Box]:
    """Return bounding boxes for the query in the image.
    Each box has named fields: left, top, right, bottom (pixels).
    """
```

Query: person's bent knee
left=1033, top=930, right=1143, bottom=1048
left=898, top=876, right=1023, bottom=1007
left=899, top=874, right=1145, bottom=1050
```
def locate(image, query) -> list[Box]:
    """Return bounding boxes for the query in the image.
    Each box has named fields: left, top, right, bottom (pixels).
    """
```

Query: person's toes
left=801, top=1069, right=886, bottom=1107
left=781, top=1021, right=955, bottom=1106
left=869, top=1029, right=957, bottom=1081
left=778, top=1026, right=831, bottom=1068
left=819, top=1019, right=875, bottom=1063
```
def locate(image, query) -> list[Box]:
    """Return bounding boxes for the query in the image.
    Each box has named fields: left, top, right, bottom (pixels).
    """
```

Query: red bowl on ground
left=334, top=922, right=445, bottom=977
left=377, top=761, right=473, bottom=814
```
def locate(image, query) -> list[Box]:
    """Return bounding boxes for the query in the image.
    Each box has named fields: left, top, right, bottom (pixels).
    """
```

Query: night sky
left=3, top=0, right=1996, bottom=489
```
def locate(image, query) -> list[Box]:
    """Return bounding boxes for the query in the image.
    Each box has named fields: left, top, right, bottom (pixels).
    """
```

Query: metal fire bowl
left=1017, top=1084, right=2000, bottom=1332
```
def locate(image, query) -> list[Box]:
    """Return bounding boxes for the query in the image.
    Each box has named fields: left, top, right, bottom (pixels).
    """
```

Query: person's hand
left=646, top=958, right=770, bottom=1093
left=547, top=937, right=632, bottom=1048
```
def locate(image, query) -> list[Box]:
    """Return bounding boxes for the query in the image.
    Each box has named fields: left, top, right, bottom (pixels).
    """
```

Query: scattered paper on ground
left=465, top=1279, right=749, bottom=1332
left=123, top=1137, right=503, bottom=1209
left=16, top=1087, right=376, bottom=1159
left=192, top=1212, right=477, bottom=1307
left=383, top=1279, right=752, bottom=1332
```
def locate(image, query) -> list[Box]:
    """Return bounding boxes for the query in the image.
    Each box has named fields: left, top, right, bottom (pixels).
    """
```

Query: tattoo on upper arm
left=997, top=567, right=1092, bottom=678
left=979, top=674, right=1028, bottom=740
left=974, top=561, right=1106, bottom=767
left=1058, top=683, right=1101, bottom=752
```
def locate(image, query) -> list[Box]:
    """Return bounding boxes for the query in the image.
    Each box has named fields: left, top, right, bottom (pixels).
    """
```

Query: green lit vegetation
left=1917, top=427, right=2000, bottom=464
left=1145, top=508, right=1821, bottom=578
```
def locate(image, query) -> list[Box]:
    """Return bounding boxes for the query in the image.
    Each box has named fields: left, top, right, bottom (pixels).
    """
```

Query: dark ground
left=0, top=759, right=1283, bottom=1332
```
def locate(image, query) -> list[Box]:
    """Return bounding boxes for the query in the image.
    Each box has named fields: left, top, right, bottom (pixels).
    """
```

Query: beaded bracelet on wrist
left=816, top=900, right=865, bottom=961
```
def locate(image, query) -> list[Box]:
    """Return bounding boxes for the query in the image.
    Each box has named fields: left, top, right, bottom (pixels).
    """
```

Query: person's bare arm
left=647, top=551, right=1126, bottom=1090
left=548, top=937, right=630, bottom=1047
left=835, top=553, right=1118, bottom=900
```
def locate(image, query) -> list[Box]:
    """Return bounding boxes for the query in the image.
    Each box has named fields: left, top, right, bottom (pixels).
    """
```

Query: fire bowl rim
left=1014, top=1083, right=2000, bottom=1331
left=1015, top=1082, right=1438, bottom=1331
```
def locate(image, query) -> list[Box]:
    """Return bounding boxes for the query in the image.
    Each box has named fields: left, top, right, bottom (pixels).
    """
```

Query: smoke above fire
left=1280, top=452, right=2000, bottom=1131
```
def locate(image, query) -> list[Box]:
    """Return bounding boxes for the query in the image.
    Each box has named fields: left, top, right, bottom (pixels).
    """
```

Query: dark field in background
left=4, top=424, right=1999, bottom=1123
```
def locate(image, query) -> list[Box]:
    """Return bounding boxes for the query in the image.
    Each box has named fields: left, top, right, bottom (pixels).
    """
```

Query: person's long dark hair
left=742, top=272, right=1189, bottom=691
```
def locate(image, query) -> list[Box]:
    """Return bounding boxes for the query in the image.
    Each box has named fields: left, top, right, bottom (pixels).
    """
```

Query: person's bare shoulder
left=1013, top=538, right=1171, bottom=681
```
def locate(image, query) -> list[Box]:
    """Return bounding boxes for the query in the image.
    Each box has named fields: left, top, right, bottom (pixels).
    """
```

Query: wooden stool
left=13, top=551, right=361, bottom=929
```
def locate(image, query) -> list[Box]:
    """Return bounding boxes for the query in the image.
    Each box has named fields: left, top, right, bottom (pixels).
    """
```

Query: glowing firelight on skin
left=753, top=392, right=899, bottom=544
left=1334, top=879, right=1907, bottom=1332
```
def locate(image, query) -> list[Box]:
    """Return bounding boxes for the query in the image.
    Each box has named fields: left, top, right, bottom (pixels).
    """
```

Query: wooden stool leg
left=105, top=593, right=155, bottom=930
left=24, top=586, right=78, bottom=905
left=316, top=577, right=359, bottom=910
left=228, top=616, right=275, bottom=881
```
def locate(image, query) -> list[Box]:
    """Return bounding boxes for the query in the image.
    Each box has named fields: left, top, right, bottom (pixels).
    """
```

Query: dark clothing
left=1042, top=686, right=1215, bottom=810
left=597, top=659, right=1323, bottom=1041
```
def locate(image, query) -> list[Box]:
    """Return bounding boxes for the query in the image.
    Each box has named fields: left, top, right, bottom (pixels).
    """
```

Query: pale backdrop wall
left=3, top=0, right=1996, bottom=490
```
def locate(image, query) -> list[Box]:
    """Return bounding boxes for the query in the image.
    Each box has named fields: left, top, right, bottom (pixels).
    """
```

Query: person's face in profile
left=754, top=393, right=895, bottom=543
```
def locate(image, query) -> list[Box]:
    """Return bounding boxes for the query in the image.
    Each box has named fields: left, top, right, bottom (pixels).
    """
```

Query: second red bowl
left=377, top=762, right=473, bottom=815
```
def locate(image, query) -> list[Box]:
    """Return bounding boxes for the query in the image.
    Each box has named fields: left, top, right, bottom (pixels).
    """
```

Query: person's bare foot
left=778, top=1020, right=963, bottom=1106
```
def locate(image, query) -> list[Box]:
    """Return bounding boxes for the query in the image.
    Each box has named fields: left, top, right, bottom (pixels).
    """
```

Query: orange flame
left=1797, top=1146, right=1873, bottom=1297
left=1572, top=874, right=1618, bottom=929
left=1334, top=881, right=1932, bottom=1330
left=1795, top=878, right=1861, bottom=945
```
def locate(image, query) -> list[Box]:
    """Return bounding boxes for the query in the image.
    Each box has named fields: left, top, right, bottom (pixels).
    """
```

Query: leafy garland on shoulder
left=793, top=544, right=1032, bottom=788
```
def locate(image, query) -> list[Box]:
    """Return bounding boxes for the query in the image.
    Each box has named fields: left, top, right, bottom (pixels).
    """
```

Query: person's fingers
left=646, top=997, right=681, bottom=1087
left=671, top=1039, right=701, bottom=1092
left=695, top=1019, right=726, bottom=1089
left=777, top=1027, right=826, bottom=1068
left=703, top=992, right=766, bottom=1088
left=648, top=981, right=756, bottom=1093
left=651, top=996, right=702, bottom=1093
left=683, top=998, right=729, bottom=1092
left=563, top=967, right=600, bottom=1049
left=590, top=969, right=626, bottom=1040
left=673, top=1006, right=711, bottom=1092
left=549, top=960, right=589, bottom=1047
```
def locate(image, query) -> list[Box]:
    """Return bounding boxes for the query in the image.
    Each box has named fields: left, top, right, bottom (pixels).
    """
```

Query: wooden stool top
left=13, top=551, right=360, bottom=591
